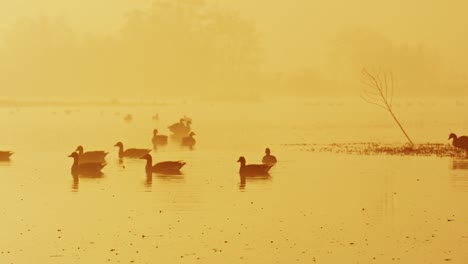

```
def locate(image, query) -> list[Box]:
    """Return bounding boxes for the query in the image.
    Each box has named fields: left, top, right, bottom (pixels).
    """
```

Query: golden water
left=1, top=98, right=467, bottom=263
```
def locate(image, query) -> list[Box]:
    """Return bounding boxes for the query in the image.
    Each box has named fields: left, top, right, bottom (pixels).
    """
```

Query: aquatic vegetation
left=287, top=143, right=466, bottom=157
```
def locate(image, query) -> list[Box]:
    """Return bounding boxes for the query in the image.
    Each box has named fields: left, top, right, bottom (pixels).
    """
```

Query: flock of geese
left=1, top=117, right=278, bottom=178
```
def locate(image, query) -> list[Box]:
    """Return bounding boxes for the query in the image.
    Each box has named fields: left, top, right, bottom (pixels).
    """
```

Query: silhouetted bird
left=114, top=142, right=151, bottom=159
left=262, top=148, right=277, bottom=164
left=449, top=133, right=468, bottom=155
left=0, top=151, right=13, bottom=161
left=152, top=129, right=168, bottom=146
left=181, top=132, right=196, bottom=148
left=140, top=153, right=186, bottom=174
left=68, top=152, right=106, bottom=175
left=124, top=114, right=133, bottom=122
left=237, top=156, right=273, bottom=176
left=168, top=118, right=191, bottom=136
left=75, top=145, right=108, bottom=164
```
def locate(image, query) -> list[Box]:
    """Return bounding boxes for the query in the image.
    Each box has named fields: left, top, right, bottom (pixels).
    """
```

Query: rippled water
left=1, top=98, right=468, bottom=263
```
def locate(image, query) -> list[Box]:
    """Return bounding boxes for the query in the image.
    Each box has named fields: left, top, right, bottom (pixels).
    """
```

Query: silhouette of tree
left=361, top=68, right=414, bottom=146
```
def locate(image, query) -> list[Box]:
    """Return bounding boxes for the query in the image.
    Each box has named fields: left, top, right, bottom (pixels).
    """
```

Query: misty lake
left=1, top=98, right=467, bottom=263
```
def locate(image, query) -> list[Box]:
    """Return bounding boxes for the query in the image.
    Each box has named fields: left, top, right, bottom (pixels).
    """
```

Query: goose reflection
left=239, top=174, right=272, bottom=190
left=450, top=159, right=468, bottom=170
left=450, top=159, right=468, bottom=191
left=144, top=172, right=153, bottom=189
left=70, top=171, right=105, bottom=192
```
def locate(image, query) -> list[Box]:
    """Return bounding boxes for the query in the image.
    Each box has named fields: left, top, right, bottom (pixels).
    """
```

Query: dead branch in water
left=361, top=68, right=414, bottom=146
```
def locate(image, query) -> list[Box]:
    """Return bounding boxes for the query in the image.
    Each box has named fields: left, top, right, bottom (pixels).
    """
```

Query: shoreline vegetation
left=285, top=143, right=466, bottom=157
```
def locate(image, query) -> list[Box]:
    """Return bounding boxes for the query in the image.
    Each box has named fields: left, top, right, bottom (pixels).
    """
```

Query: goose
left=140, top=154, right=186, bottom=174
left=181, top=132, right=196, bottom=148
left=124, top=114, right=133, bottom=122
left=68, top=152, right=106, bottom=175
left=237, top=156, right=273, bottom=176
left=262, top=148, right=277, bottom=164
left=114, top=142, right=151, bottom=159
left=75, top=145, right=108, bottom=164
left=168, top=119, right=191, bottom=136
left=152, top=129, right=168, bottom=146
left=449, top=133, right=468, bottom=155
left=0, top=151, right=13, bottom=161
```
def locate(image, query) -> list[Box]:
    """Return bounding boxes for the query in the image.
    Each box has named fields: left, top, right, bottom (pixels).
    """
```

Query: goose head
left=189, top=132, right=196, bottom=137
left=237, top=156, right=246, bottom=165
left=153, top=129, right=159, bottom=135
left=114, top=142, right=124, bottom=148
left=139, top=153, right=152, bottom=161
left=265, top=148, right=271, bottom=155
left=75, top=145, right=84, bottom=154
left=449, top=133, right=457, bottom=140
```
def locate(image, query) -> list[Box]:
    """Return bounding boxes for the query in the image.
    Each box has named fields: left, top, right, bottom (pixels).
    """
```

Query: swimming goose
left=0, top=151, right=13, bottom=160
left=262, top=148, right=277, bottom=164
left=152, top=129, right=168, bottom=146
left=75, top=145, right=108, bottom=164
left=168, top=119, right=191, bottom=136
left=449, top=133, right=468, bottom=154
left=181, top=132, right=196, bottom=148
left=140, top=153, right=186, bottom=174
left=237, top=156, right=273, bottom=176
left=68, top=152, right=106, bottom=175
left=114, top=142, right=151, bottom=159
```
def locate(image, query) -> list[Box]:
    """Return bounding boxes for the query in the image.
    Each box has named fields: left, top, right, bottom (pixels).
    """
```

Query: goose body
left=262, top=148, right=277, bottom=164
left=114, top=142, right=151, bottom=159
left=68, top=152, right=106, bottom=175
left=140, top=154, right=186, bottom=174
left=75, top=145, right=108, bottom=164
left=152, top=129, right=168, bottom=146
left=181, top=132, right=196, bottom=148
left=237, top=156, right=273, bottom=176
left=449, top=133, right=468, bottom=154
left=0, top=151, right=13, bottom=160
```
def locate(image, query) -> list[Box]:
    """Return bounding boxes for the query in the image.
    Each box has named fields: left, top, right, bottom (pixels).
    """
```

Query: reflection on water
left=450, top=159, right=468, bottom=191
left=239, top=174, right=272, bottom=190
left=0, top=160, right=12, bottom=166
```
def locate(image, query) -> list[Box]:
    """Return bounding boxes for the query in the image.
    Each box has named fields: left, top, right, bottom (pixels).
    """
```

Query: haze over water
left=1, top=98, right=468, bottom=263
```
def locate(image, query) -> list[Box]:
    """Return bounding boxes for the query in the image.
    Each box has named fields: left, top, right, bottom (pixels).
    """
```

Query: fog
left=0, top=0, right=467, bottom=100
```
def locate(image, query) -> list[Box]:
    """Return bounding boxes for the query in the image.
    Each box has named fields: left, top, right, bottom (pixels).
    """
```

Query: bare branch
left=361, top=68, right=413, bottom=146
left=360, top=94, right=387, bottom=110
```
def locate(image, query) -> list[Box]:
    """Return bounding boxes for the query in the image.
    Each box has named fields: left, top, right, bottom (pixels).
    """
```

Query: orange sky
left=0, top=0, right=467, bottom=98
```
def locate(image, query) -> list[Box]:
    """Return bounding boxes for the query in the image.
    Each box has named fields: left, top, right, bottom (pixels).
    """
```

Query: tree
left=361, top=68, right=414, bottom=146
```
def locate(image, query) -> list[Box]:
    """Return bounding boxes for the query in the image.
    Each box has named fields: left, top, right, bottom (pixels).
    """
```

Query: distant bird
left=181, top=132, right=196, bottom=148
left=114, top=142, right=151, bottom=159
left=152, top=129, right=168, bottom=146
left=0, top=151, right=13, bottom=161
left=237, top=156, right=273, bottom=176
left=140, top=153, right=186, bottom=174
left=168, top=118, right=191, bottom=136
left=68, top=152, right=106, bottom=175
left=75, top=145, right=108, bottom=164
left=449, top=133, right=468, bottom=155
left=124, top=114, right=133, bottom=122
left=262, top=148, right=277, bottom=164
